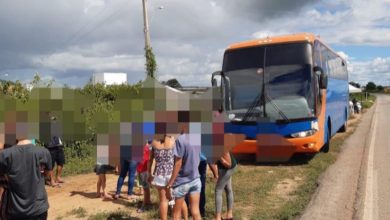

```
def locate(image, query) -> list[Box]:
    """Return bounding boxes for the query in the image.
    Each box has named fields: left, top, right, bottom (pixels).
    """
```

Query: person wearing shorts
left=167, top=134, right=202, bottom=220
left=148, top=135, right=188, bottom=220
left=47, top=136, right=65, bottom=186
left=95, top=163, right=114, bottom=199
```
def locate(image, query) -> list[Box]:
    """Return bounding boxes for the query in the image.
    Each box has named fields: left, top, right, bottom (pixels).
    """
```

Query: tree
left=366, top=82, right=376, bottom=91
left=377, top=85, right=384, bottom=91
left=145, top=47, right=157, bottom=78
left=349, top=81, right=361, bottom=88
left=163, top=79, right=182, bottom=88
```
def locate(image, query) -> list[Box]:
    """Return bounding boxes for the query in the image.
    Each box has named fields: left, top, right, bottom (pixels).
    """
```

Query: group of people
left=97, top=133, right=237, bottom=220
left=350, top=98, right=362, bottom=114
left=0, top=132, right=237, bottom=220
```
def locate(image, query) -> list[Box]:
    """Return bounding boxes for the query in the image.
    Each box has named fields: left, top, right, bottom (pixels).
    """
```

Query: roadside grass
left=350, top=93, right=376, bottom=109
left=88, top=210, right=137, bottom=220
left=67, top=207, right=88, bottom=218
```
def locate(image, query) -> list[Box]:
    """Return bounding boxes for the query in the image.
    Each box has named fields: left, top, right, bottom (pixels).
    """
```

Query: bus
left=212, top=33, right=349, bottom=162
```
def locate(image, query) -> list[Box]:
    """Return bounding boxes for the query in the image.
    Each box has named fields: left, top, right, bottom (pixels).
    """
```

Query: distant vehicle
left=212, top=33, right=349, bottom=162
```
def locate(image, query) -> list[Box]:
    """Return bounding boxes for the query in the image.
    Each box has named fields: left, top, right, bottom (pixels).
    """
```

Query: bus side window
left=314, top=41, right=322, bottom=113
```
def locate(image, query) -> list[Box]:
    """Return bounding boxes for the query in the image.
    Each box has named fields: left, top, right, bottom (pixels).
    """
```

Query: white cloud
left=1, top=0, right=390, bottom=87
left=32, top=52, right=144, bottom=72
left=350, top=57, right=390, bottom=86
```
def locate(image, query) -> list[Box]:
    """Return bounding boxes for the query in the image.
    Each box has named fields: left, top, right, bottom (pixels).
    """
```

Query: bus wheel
left=339, top=120, right=348, bottom=133
left=321, top=126, right=330, bottom=153
left=339, top=110, right=348, bottom=133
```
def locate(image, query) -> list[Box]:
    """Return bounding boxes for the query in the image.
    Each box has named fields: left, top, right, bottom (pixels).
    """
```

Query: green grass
left=67, top=207, right=88, bottom=218
left=62, top=143, right=96, bottom=177
left=88, top=210, right=136, bottom=220
left=350, top=93, right=376, bottom=109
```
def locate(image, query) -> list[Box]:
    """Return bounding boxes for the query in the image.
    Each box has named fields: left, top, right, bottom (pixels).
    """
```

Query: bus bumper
left=231, top=133, right=323, bottom=162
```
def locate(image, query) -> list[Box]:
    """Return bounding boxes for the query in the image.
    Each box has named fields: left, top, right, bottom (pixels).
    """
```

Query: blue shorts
left=173, top=178, right=201, bottom=198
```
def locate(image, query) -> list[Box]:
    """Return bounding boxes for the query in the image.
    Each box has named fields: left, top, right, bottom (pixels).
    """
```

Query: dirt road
left=46, top=173, right=145, bottom=220
left=300, top=102, right=375, bottom=220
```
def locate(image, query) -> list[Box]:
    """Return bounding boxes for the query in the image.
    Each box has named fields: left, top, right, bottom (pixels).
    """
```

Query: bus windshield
left=222, top=42, right=315, bottom=122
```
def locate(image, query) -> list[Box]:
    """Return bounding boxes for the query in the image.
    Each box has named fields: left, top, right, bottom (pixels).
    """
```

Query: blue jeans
left=116, top=160, right=137, bottom=195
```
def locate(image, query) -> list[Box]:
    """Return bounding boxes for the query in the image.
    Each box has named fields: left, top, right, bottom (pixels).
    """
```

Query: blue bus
left=212, top=33, right=349, bottom=162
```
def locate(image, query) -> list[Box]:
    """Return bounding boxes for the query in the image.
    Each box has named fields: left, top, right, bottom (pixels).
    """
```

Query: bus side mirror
left=212, top=78, right=218, bottom=87
left=314, top=66, right=328, bottom=89
left=211, top=71, right=222, bottom=87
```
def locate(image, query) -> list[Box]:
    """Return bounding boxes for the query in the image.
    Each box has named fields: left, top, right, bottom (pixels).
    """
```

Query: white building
left=92, top=73, right=128, bottom=85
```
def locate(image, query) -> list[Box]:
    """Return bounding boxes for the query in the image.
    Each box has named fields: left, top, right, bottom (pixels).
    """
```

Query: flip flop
left=56, top=180, right=65, bottom=184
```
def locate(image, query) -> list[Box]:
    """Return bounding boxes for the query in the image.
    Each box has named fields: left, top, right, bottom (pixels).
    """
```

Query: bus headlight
left=290, top=129, right=317, bottom=138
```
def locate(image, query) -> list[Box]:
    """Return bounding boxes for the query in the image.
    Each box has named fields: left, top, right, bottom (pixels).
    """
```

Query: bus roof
left=226, top=33, right=346, bottom=62
left=227, top=33, right=318, bottom=50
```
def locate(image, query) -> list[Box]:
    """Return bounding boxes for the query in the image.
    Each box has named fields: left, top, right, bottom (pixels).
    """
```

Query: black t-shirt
left=0, top=144, right=52, bottom=217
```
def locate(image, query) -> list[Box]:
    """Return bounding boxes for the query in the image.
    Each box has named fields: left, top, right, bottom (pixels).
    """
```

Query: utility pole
left=142, top=0, right=151, bottom=50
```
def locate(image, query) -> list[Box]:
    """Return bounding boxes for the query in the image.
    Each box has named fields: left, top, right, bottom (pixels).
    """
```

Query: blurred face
left=151, top=139, right=163, bottom=148
left=164, top=135, right=175, bottom=147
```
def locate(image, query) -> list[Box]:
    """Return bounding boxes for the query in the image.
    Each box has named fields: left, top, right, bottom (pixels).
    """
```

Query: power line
left=60, top=1, right=131, bottom=51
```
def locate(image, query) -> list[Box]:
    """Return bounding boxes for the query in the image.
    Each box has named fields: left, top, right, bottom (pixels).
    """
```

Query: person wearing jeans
left=114, top=159, right=138, bottom=200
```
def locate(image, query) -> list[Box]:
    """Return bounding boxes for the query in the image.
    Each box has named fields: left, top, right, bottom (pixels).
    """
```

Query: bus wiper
left=264, top=93, right=290, bottom=122
left=242, top=91, right=290, bottom=123
left=242, top=91, right=264, bottom=122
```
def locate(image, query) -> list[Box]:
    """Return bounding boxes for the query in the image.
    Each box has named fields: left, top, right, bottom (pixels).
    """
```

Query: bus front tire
left=321, top=127, right=331, bottom=153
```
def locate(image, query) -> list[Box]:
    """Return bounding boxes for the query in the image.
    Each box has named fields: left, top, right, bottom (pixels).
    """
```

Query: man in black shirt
left=0, top=139, right=52, bottom=219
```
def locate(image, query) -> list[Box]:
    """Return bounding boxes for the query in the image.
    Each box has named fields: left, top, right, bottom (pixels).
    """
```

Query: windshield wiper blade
left=264, top=93, right=290, bottom=122
left=242, top=91, right=263, bottom=122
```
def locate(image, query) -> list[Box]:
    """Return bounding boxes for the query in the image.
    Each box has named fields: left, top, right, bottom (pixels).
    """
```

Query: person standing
left=0, top=140, right=8, bottom=220
left=136, top=140, right=152, bottom=213
left=213, top=151, right=237, bottom=220
left=46, top=136, right=65, bottom=186
left=147, top=135, right=188, bottom=220
left=167, top=134, right=202, bottom=220
left=95, top=163, right=114, bottom=200
left=113, top=158, right=138, bottom=201
left=0, top=138, right=52, bottom=219
left=185, top=152, right=218, bottom=217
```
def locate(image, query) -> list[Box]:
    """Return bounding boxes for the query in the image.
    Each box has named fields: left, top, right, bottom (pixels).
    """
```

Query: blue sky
left=0, top=0, right=390, bottom=87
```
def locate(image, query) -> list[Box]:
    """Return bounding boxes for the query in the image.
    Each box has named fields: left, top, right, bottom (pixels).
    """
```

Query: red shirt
left=137, top=144, right=150, bottom=173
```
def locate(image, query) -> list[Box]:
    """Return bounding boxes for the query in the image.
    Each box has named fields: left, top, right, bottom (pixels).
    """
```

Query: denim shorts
left=173, top=178, right=201, bottom=198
